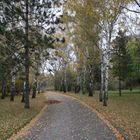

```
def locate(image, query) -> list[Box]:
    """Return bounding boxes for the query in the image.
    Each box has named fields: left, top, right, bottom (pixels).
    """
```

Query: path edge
left=8, top=93, right=48, bottom=140
left=57, top=92, right=125, bottom=140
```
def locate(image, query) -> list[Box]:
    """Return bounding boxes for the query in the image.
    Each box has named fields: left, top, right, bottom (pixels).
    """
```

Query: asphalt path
left=20, top=91, right=116, bottom=140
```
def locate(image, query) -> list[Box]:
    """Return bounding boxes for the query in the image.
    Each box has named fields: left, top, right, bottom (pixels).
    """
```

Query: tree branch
left=122, top=6, right=140, bottom=14
left=134, top=0, right=140, bottom=8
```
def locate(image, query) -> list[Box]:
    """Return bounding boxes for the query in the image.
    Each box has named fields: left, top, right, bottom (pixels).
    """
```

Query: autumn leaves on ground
left=0, top=94, right=46, bottom=140
left=0, top=91, right=140, bottom=140
left=66, top=91, right=140, bottom=140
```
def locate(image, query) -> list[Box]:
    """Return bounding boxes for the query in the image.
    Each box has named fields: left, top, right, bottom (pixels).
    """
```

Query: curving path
left=19, top=91, right=116, bottom=140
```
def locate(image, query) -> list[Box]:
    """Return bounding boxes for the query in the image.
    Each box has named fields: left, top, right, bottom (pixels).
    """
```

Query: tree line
left=0, top=0, right=66, bottom=108
left=0, top=0, right=140, bottom=107
left=50, top=0, right=140, bottom=106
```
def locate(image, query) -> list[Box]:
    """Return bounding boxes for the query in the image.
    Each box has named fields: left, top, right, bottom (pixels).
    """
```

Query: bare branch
left=134, top=0, right=140, bottom=8
left=122, top=6, right=140, bottom=14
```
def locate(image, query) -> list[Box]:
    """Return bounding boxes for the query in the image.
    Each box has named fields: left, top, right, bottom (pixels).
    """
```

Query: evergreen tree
left=112, top=30, right=132, bottom=96
left=1, top=0, right=65, bottom=108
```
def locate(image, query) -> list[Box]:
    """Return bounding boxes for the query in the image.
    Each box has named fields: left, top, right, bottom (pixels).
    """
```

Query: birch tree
left=98, top=0, right=129, bottom=106
left=64, top=0, right=101, bottom=96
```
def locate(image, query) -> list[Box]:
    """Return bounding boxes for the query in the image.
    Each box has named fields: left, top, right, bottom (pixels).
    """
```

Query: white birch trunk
left=104, top=53, right=109, bottom=106
left=100, top=50, right=104, bottom=102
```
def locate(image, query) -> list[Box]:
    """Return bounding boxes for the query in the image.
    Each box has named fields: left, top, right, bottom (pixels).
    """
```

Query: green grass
left=0, top=94, right=46, bottom=140
left=66, top=91, right=140, bottom=140
left=109, top=89, right=140, bottom=94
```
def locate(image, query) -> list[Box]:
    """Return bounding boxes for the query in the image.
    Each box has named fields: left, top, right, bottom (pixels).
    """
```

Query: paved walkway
left=19, top=92, right=116, bottom=140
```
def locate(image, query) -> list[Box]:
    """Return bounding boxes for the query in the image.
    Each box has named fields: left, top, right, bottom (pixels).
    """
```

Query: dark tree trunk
left=38, top=90, right=40, bottom=94
left=103, top=90, right=107, bottom=106
left=88, top=64, right=94, bottom=97
left=82, top=85, right=86, bottom=95
left=129, top=79, right=133, bottom=92
left=88, top=90, right=93, bottom=96
left=75, top=85, right=80, bottom=93
left=21, top=82, right=26, bottom=103
left=10, top=83, right=14, bottom=101
left=88, top=88, right=93, bottom=97
left=32, top=89, right=36, bottom=98
left=88, top=84, right=93, bottom=97
left=21, top=92, right=25, bottom=103
left=61, top=76, right=66, bottom=93
left=81, top=70, right=86, bottom=95
left=38, top=83, right=40, bottom=94
left=24, top=64, right=30, bottom=108
left=118, top=48, right=122, bottom=96
left=99, top=88, right=103, bottom=102
left=32, top=82, right=37, bottom=98
left=1, top=80, right=6, bottom=99
left=24, top=0, right=30, bottom=108
left=63, top=83, right=66, bottom=93
left=100, top=53, right=104, bottom=102
left=21, top=87, right=25, bottom=103
left=119, top=78, right=122, bottom=96
left=103, top=71, right=107, bottom=106
left=10, top=94, right=14, bottom=101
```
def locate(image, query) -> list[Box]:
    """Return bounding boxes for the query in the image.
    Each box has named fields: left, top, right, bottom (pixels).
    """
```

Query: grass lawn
left=0, top=93, right=46, bottom=140
left=66, top=91, right=140, bottom=140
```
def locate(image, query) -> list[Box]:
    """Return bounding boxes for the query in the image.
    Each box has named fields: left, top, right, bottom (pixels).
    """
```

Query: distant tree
left=65, top=0, right=101, bottom=96
left=112, top=30, right=132, bottom=96
left=127, top=36, right=140, bottom=88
